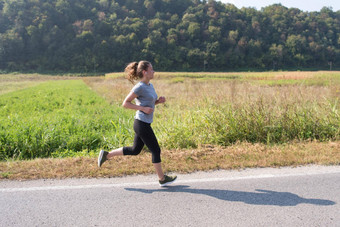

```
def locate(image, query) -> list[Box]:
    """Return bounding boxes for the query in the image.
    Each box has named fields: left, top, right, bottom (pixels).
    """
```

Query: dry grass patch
left=106, top=71, right=340, bottom=80
left=83, top=75, right=339, bottom=148
left=1, top=141, right=339, bottom=180
left=82, top=76, right=130, bottom=105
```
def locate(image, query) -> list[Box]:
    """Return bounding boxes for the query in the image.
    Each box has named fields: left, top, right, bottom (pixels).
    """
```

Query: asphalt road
left=1, top=165, right=340, bottom=227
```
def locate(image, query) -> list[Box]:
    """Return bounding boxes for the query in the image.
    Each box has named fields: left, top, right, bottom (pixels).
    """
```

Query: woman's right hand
left=142, top=107, right=154, bottom=114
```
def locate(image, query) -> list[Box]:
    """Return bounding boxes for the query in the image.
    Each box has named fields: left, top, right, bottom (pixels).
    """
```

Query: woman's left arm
left=155, top=96, right=166, bottom=105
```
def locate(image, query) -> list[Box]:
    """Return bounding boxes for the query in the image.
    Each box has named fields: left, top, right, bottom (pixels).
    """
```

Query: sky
left=218, top=0, right=340, bottom=12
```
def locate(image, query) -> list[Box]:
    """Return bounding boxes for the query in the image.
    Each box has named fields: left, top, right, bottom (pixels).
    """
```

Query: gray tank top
left=131, top=81, right=158, bottom=123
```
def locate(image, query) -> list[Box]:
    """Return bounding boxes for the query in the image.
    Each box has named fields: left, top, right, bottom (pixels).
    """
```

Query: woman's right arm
left=122, top=91, right=153, bottom=114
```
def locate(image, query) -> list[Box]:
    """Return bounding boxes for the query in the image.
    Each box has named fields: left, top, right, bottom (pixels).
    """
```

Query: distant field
left=0, top=71, right=339, bottom=162
left=0, top=74, right=80, bottom=95
left=106, top=71, right=340, bottom=86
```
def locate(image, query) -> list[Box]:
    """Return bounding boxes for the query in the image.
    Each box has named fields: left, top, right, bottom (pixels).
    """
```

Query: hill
left=0, top=0, right=339, bottom=72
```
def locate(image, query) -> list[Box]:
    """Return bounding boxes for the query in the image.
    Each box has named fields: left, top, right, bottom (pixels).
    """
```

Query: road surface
left=1, top=165, right=339, bottom=226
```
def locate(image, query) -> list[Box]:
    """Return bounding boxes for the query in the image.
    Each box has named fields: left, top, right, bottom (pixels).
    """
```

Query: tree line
left=0, top=0, right=339, bottom=72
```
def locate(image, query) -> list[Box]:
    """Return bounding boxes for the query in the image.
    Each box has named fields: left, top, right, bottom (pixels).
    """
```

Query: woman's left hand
left=156, top=96, right=166, bottom=104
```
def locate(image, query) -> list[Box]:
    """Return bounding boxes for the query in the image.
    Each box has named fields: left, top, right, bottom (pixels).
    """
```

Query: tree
left=286, top=34, right=308, bottom=66
left=269, top=43, right=284, bottom=69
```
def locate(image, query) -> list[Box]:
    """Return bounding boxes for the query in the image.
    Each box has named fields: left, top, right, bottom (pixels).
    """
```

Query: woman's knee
left=123, top=146, right=143, bottom=156
left=131, top=148, right=142, bottom=155
left=151, top=148, right=161, bottom=163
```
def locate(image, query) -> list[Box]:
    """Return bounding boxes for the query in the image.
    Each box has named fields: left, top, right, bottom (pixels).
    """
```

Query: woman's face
left=144, top=64, right=155, bottom=80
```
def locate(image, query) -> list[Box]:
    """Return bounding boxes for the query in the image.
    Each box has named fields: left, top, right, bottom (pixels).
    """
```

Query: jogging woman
left=98, top=61, right=177, bottom=187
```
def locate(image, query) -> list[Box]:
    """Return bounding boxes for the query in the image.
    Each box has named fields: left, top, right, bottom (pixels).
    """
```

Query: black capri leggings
left=123, top=119, right=161, bottom=163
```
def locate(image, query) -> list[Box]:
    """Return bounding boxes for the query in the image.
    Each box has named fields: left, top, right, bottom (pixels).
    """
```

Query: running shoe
left=98, top=150, right=108, bottom=167
left=159, top=175, right=177, bottom=187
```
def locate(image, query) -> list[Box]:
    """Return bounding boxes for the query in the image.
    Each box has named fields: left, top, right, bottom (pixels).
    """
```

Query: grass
left=0, top=141, right=338, bottom=180
left=0, top=73, right=80, bottom=95
left=0, top=71, right=339, bottom=180
left=84, top=73, right=340, bottom=148
left=0, top=79, right=133, bottom=160
left=106, top=71, right=340, bottom=85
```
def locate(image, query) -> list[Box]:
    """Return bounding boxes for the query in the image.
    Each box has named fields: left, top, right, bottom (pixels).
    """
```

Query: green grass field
left=0, top=71, right=339, bottom=161
left=0, top=79, right=134, bottom=160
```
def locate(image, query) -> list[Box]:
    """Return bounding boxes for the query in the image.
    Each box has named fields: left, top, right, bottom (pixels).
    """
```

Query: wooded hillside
left=0, top=0, right=339, bottom=72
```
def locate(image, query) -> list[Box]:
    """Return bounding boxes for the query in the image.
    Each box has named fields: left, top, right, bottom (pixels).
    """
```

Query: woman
left=98, top=61, right=177, bottom=187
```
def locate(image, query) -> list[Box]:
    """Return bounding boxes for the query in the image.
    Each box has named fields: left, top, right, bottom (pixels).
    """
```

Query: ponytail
left=124, top=60, right=150, bottom=84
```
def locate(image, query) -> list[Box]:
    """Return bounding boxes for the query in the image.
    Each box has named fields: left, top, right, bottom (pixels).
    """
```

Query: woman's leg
left=153, top=163, right=165, bottom=181
left=134, top=120, right=164, bottom=180
left=134, top=121, right=161, bottom=163
left=99, top=121, right=144, bottom=165
left=107, top=147, right=123, bottom=159
left=107, top=132, right=144, bottom=159
left=139, top=126, right=176, bottom=185
left=100, top=119, right=175, bottom=184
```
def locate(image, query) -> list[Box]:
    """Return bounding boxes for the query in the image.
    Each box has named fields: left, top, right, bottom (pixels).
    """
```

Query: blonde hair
left=124, top=61, right=150, bottom=84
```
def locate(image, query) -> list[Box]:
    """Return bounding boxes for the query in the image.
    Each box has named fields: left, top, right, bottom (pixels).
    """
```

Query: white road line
left=1, top=169, right=340, bottom=193
left=0, top=182, right=156, bottom=192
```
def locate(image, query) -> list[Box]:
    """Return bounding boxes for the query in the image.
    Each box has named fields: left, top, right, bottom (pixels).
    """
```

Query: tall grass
left=155, top=99, right=339, bottom=148
left=1, top=72, right=339, bottom=160
left=0, top=80, right=133, bottom=160
left=152, top=79, right=339, bottom=148
left=86, top=75, right=339, bottom=149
